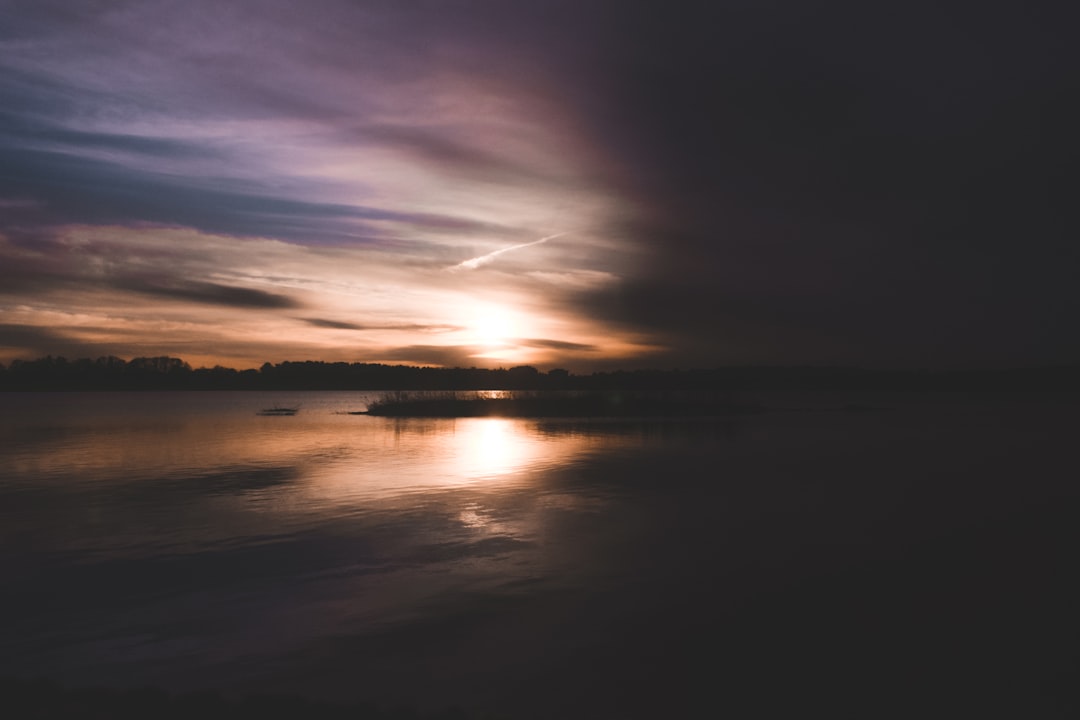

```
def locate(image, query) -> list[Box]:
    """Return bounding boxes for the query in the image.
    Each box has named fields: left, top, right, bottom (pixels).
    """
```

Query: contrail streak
left=449, top=231, right=568, bottom=271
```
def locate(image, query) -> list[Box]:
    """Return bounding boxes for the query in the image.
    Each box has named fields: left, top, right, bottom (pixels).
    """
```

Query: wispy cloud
left=449, top=232, right=568, bottom=272
left=520, top=338, right=597, bottom=352
left=0, top=223, right=642, bottom=370
left=301, top=318, right=461, bottom=332
left=115, top=278, right=301, bottom=310
left=0, top=2, right=650, bottom=370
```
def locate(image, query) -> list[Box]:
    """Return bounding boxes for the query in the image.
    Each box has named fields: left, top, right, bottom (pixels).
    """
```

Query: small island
left=360, top=391, right=762, bottom=418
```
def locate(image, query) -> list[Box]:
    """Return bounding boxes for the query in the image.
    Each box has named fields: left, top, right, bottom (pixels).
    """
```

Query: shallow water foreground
left=2, top=391, right=1079, bottom=718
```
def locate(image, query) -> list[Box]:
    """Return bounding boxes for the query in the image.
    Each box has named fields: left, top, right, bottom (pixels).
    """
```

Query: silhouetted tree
left=2, top=355, right=1080, bottom=392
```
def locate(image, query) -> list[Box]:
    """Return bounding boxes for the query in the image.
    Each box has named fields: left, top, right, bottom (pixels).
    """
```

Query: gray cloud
left=0, top=322, right=301, bottom=368
left=520, top=338, right=597, bottom=352
left=302, top=318, right=367, bottom=330
left=114, top=278, right=300, bottom=310
left=0, top=232, right=301, bottom=310
left=0, top=143, right=504, bottom=244
left=358, top=124, right=565, bottom=187
left=0, top=323, right=68, bottom=349
left=1, top=118, right=218, bottom=160
left=0, top=323, right=142, bottom=361
left=368, top=345, right=494, bottom=368
left=302, top=318, right=462, bottom=332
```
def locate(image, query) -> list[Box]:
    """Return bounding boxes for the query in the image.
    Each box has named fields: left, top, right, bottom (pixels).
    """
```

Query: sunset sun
left=473, top=310, right=513, bottom=346
left=466, top=304, right=527, bottom=347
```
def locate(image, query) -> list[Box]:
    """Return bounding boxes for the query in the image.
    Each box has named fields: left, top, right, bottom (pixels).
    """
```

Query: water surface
left=2, top=391, right=1079, bottom=718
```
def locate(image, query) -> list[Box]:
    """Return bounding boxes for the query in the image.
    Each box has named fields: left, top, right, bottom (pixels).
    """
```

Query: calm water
left=2, top=391, right=1079, bottom=718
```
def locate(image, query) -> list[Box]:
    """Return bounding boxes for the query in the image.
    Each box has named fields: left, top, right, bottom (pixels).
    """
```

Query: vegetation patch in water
left=362, top=391, right=760, bottom=418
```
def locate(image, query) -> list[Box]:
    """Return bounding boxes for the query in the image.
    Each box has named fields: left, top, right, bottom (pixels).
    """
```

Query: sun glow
left=459, top=303, right=546, bottom=364
left=465, top=303, right=537, bottom=350
left=473, top=309, right=514, bottom=346
left=456, top=418, right=526, bottom=479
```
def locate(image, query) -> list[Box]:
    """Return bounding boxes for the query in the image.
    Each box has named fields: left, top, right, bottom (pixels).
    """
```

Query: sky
left=1, top=0, right=1076, bottom=371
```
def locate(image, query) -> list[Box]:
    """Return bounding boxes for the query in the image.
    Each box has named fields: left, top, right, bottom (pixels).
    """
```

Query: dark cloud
left=369, top=340, right=602, bottom=369
left=0, top=321, right=318, bottom=367
left=369, top=345, right=492, bottom=368
left=0, top=242, right=68, bottom=295
left=0, top=323, right=68, bottom=349
left=0, top=143, right=506, bottom=244
left=302, top=318, right=462, bottom=332
left=0, top=232, right=301, bottom=310
left=550, top=1, right=1080, bottom=367
left=0, top=116, right=218, bottom=160
left=520, top=338, right=597, bottom=352
left=302, top=318, right=367, bottom=330
left=0, top=323, right=139, bottom=360
left=115, top=278, right=300, bottom=310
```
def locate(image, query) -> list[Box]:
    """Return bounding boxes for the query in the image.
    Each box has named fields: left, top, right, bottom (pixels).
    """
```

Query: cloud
left=0, top=197, right=43, bottom=209
left=449, top=232, right=568, bottom=272
left=368, top=344, right=494, bottom=368
left=301, top=318, right=368, bottom=331
left=367, top=339, right=602, bottom=369
left=2, top=1, right=1074, bottom=369
left=520, top=338, right=597, bottom=352
left=0, top=322, right=143, bottom=360
left=301, top=318, right=461, bottom=332
left=0, top=323, right=69, bottom=349
left=114, top=279, right=301, bottom=310
left=0, top=227, right=303, bottom=310
left=357, top=124, right=564, bottom=186
left=0, top=223, right=643, bottom=369
left=0, top=1, right=642, bottom=369
left=0, top=2, right=606, bottom=248
left=2, top=118, right=218, bottom=160
left=524, top=269, right=618, bottom=289
left=0, top=141, right=510, bottom=245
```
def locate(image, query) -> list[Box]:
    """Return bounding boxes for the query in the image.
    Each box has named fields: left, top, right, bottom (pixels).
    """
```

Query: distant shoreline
left=3, top=355, right=1080, bottom=393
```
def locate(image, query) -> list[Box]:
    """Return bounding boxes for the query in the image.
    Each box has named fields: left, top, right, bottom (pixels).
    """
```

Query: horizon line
left=3, top=354, right=1080, bottom=376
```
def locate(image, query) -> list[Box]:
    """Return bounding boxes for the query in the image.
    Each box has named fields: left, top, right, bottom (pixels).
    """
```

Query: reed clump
left=363, top=391, right=760, bottom=418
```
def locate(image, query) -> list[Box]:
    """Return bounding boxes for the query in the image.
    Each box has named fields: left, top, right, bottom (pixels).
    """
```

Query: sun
left=470, top=306, right=518, bottom=346
left=460, top=302, right=550, bottom=363
left=475, top=312, right=512, bottom=345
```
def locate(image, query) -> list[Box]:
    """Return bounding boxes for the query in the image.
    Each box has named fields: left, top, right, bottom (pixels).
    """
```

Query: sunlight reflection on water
left=0, top=392, right=629, bottom=559
left=1, top=392, right=638, bottom=696
left=7, top=391, right=1074, bottom=718
left=1, top=392, right=604, bottom=490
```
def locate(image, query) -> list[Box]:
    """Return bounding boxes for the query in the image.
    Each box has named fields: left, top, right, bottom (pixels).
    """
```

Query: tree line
left=1, top=355, right=1079, bottom=391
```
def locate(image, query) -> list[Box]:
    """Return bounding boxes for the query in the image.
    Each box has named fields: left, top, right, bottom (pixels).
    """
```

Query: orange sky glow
left=0, top=10, right=660, bottom=371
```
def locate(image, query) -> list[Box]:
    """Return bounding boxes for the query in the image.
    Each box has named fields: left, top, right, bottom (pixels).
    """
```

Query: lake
left=2, top=390, right=1079, bottom=718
